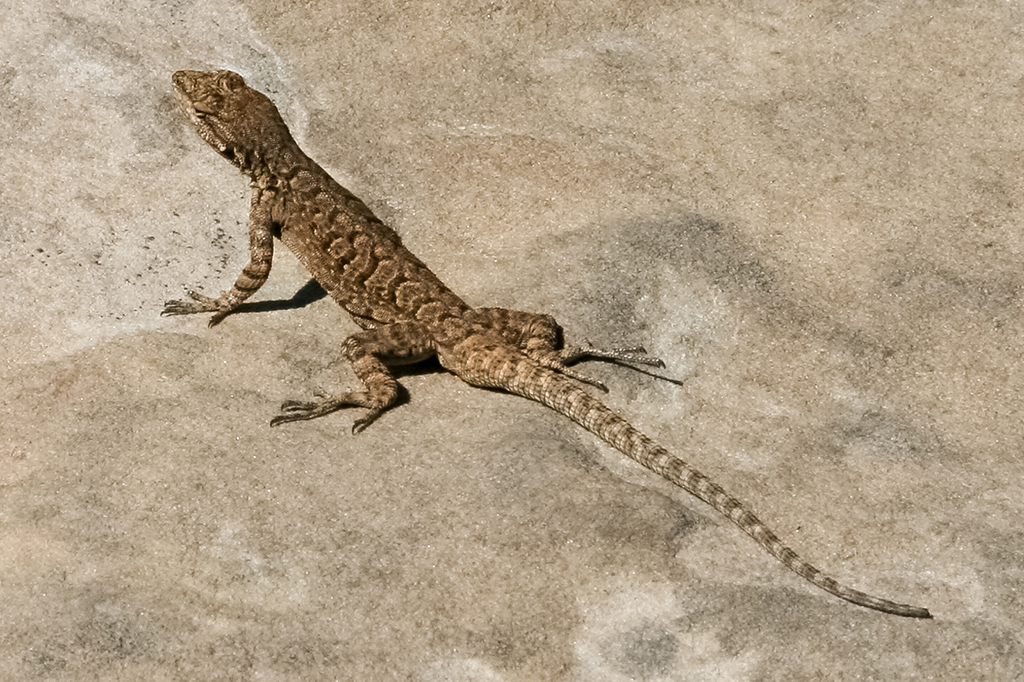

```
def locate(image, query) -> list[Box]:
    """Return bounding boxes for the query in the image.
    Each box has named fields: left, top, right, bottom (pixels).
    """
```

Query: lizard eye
left=218, top=71, right=246, bottom=92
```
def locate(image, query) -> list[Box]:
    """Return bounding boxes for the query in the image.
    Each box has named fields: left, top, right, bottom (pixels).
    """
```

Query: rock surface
left=1, top=1, right=1021, bottom=679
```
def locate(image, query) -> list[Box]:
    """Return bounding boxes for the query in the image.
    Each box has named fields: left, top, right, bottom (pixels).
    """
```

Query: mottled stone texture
left=1, top=1, right=1021, bottom=680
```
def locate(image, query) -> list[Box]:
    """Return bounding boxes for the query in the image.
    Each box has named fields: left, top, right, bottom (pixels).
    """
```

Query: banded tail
left=503, top=358, right=931, bottom=618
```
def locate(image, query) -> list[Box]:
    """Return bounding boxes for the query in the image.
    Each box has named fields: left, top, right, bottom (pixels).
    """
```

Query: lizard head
left=172, top=70, right=290, bottom=173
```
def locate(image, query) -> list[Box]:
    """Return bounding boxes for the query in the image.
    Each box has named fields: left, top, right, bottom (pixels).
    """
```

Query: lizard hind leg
left=531, top=343, right=667, bottom=392
left=271, top=322, right=435, bottom=432
left=472, top=307, right=666, bottom=391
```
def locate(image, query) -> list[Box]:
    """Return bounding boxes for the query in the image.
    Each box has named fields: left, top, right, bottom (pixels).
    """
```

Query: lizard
left=164, top=69, right=931, bottom=619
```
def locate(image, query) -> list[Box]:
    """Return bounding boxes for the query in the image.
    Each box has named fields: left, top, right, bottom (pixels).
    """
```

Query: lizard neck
left=236, top=125, right=312, bottom=190
left=249, top=149, right=311, bottom=190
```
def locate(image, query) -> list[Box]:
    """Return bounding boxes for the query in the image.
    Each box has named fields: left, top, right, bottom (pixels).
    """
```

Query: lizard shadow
left=256, top=279, right=683, bottom=380
left=228, top=278, right=329, bottom=315
left=233, top=279, right=687, bottom=389
left=391, top=353, right=686, bottom=396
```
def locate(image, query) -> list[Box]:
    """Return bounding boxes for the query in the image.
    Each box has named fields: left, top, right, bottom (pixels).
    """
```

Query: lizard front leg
left=162, top=192, right=276, bottom=327
left=271, top=322, right=436, bottom=432
left=471, top=308, right=665, bottom=391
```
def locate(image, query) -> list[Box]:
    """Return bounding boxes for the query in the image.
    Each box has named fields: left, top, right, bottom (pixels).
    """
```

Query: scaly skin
left=164, top=70, right=931, bottom=618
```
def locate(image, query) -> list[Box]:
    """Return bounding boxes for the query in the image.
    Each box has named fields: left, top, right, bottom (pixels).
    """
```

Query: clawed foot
left=543, top=363, right=610, bottom=392
left=562, top=344, right=666, bottom=369
left=535, top=343, right=667, bottom=390
left=270, top=390, right=384, bottom=433
left=162, top=289, right=234, bottom=327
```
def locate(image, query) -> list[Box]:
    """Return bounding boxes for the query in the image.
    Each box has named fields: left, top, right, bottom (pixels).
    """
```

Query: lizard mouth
left=184, top=110, right=231, bottom=157
left=173, top=71, right=233, bottom=159
left=174, top=95, right=237, bottom=163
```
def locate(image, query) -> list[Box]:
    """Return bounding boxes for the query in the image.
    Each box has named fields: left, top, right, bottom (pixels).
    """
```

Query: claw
left=565, top=344, right=666, bottom=369
left=161, top=301, right=185, bottom=316
left=270, top=392, right=380, bottom=429
left=269, top=414, right=293, bottom=427
left=271, top=402, right=323, bottom=426
left=161, top=288, right=236, bottom=324
left=208, top=310, right=230, bottom=327
left=279, top=399, right=313, bottom=412
left=559, top=366, right=609, bottom=392
left=351, top=407, right=384, bottom=434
